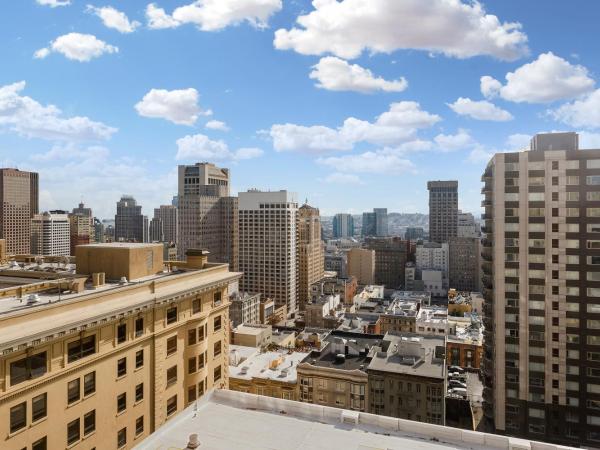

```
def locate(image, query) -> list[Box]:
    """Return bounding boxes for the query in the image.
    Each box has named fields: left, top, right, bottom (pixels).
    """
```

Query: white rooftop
left=135, top=389, right=575, bottom=450
left=229, top=346, right=309, bottom=383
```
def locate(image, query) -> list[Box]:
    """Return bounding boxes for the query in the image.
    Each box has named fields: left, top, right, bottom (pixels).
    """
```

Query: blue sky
left=2, top=0, right=600, bottom=219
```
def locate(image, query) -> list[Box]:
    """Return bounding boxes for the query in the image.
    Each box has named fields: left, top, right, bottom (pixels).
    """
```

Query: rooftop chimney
left=186, top=249, right=209, bottom=269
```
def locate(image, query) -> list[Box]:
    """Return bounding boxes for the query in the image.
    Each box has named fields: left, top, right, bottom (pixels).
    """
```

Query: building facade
left=229, top=292, right=261, bottom=327
left=298, top=203, right=324, bottom=311
left=0, top=168, right=38, bottom=255
left=427, top=181, right=458, bottom=243
left=448, top=237, right=481, bottom=292
left=457, top=211, right=479, bottom=238
left=31, top=211, right=70, bottom=256
left=154, top=205, right=178, bottom=244
left=332, top=213, right=354, bottom=238
left=365, top=237, right=408, bottom=289
left=114, top=195, right=148, bottom=243
left=69, top=213, right=94, bottom=255
left=347, top=248, right=375, bottom=285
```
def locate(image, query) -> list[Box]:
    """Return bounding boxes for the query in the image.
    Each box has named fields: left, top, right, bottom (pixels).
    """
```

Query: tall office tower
left=332, top=213, right=354, bottom=238
left=239, top=190, right=298, bottom=315
left=114, top=195, right=148, bottom=243
left=69, top=213, right=94, bottom=255
left=0, top=168, right=38, bottom=254
left=427, top=181, right=458, bottom=243
left=457, top=210, right=479, bottom=238
left=365, top=237, right=408, bottom=289
left=72, top=201, right=92, bottom=219
left=93, top=218, right=105, bottom=243
left=362, top=211, right=376, bottom=237
left=177, top=163, right=238, bottom=270
left=481, top=131, right=598, bottom=447
left=154, top=205, right=178, bottom=244
left=298, top=203, right=325, bottom=311
left=374, top=208, right=388, bottom=236
left=149, top=217, right=164, bottom=242
left=448, top=237, right=480, bottom=292
left=405, top=227, right=424, bottom=241
left=31, top=210, right=70, bottom=256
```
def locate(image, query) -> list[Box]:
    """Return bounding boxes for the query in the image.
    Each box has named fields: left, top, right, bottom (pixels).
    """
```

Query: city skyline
left=4, top=1, right=600, bottom=218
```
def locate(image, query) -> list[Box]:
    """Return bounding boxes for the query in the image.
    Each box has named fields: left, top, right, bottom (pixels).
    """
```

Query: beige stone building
left=297, top=203, right=324, bottom=311
left=31, top=211, right=71, bottom=257
left=231, top=323, right=272, bottom=348
left=0, top=243, right=240, bottom=450
left=347, top=248, right=375, bottom=285
left=0, top=168, right=38, bottom=255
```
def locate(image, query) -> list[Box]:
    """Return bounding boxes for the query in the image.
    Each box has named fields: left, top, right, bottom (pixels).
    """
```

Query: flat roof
left=135, top=389, right=574, bottom=450
left=229, top=346, right=309, bottom=383
left=77, top=242, right=163, bottom=249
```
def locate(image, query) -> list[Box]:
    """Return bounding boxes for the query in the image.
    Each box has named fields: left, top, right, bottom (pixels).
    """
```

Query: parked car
left=450, top=387, right=467, bottom=398
left=448, top=366, right=465, bottom=374
left=449, top=380, right=467, bottom=389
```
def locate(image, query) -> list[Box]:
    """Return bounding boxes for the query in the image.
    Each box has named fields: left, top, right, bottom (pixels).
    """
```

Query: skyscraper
left=361, top=211, right=376, bottom=237
left=238, top=190, right=298, bottom=315
left=374, top=208, right=388, bottom=236
left=481, top=132, right=591, bottom=446
left=70, top=202, right=94, bottom=255
left=427, top=181, right=458, bottom=243
left=31, top=210, right=70, bottom=256
left=298, top=203, right=324, bottom=311
left=154, top=205, right=178, bottom=244
left=149, top=217, right=164, bottom=242
left=177, top=163, right=238, bottom=270
left=332, top=213, right=354, bottom=238
left=114, top=195, right=148, bottom=243
left=0, top=168, right=38, bottom=255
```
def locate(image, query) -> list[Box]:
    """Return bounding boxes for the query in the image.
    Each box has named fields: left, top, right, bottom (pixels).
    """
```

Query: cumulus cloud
left=176, top=133, right=263, bottom=161
left=274, top=0, right=528, bottom=60
left=270, top=101, right=440, bottom=153
left=434, top=129, right=476, bottom=151
left=36, top=0, right=70, bottom=7
left=447, top=97, right=513, bottom=121
left=0, top=81, right=117, bottom=141
left=146, top=0, right=282, bottom=31
left=205, top=120, right=230, bottom=131
left=481, top=52, right=595, bottom=103
left=309, top=56, right=407, bottom=93
left=34, top=33, right=118, bottom=62
left=87, top=5, right=141, bottom=33
left=321, top=172, right=364, bottom=185
left=506, top=133, right=530, bottom=149
left=580, top=132, right=600, bottom=149
left=135, top=88, right=202, bottom=125
left=317, top=150, right=415, bottom=175
left=30, top=144, right=110, bottom=162
left=467, top=146, right=494, bottom=164
left=550, top=89, right=600, bottom=129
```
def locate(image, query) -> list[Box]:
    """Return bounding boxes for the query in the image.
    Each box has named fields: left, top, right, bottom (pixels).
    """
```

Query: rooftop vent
left=335, top=353, right=346, bottom=364
left=26, top=294, right=40, bottom=305
left=119, top=276, right=128, bottom=285
left=240, top=366, right=249, bottom=375
left=186, top=434, right=200, bottom=449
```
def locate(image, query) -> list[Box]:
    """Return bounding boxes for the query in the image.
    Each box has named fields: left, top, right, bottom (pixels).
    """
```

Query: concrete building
left=447, top=316, right=483, bottom=370
left=365, top=237, right=408, bottom=289
left=457, top=210, right=479, bottom=238
left=239, top=190, right=298, bottom=316
left=310, top=275, right=358, bottom=306
left=416, top=242, right=449, bottom=273
left=229, top=292, right=261, bottom=327
left=415, top=306, right=449, bottom=337
left=481, top=131, right=599, bottom=446
left=367, top=333, right=446, bottom=425
left=427, top=180, right=458, bottom=243
left=361, top=208, right=388, bottom=237
left=305, top=294, right=343, bottom=329
left=153, top=205, right=178, bottom=244
left=405, top=227, right=424, bottom=241
left=231, top=324, right=272, bottom=348
left=332, top=213, right=354, bottom=238
left=298, top=203, right=324, bottom=311
left=324, top=250, right=347, bottom=278
left=148, top=217, right=163, bottom=242
left=177, top=163, right=238, bottom=269
left=449, top=236, right=481, bottom=292
left=0, top=243, right=239, bottom=450
left=421, top=269, right=446, bottom=297
left=347, top=248, right=375, bottom=285
left=361, top=211, right=376, bottom=237
left=31, top=210, right=70, bottom=256
left=0, top=168, right=38, bottom=255
left=114, top=195, right=148, bottom=243
left=378, top=295, right=421, bottom=334
left=69, top=210, right=95, bottom=255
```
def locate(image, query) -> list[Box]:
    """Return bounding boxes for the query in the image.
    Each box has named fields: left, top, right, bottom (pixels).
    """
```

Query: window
left=117, top=428, right=127, bottom=448
left=214, top=365, right=222, bottom=382
left=188, top=357, right=196, bottom=374
left=198, top=380, right=205, bottom=397
left=567, top=191, right=580, bottom=201
left=10, top=402, right=26, bottom=433
left=135, top=416, right=144, bottom=436
left=166, top=395, right=177, bottom=416
left=32, top=437, right=47, bottom=450
left=84, top=410, right=95, bottom=435
left=166, top=336, right=177, bottom=356
left=529, top=208, right=545, bottom=217
left=589, top=192, right=600, bottom=201
left=84, top=371, right=96, bottom=396
left=188, top=385, right=197, bottom=403
left=590, top=256, right=600, bottom=265
left=529, top=177, right=544, bottom=186
left=67, top=418, right=80, bottom=445
left=117, top=393, right=126, bottom=413
left=167, top=366, right=177, bottom=386
left=117, top=324, right=127, bottom=344
left=135, top=350, right=144, bottom=368
left=135, top=383, right=144, bottom=402
left=528, top=192, right=545, bottom=201
left=135, top=317, right=144, bottom=337
left=588, top=176, right=600, bottom=185
left=567, top=208, right=579, bottom=217
left=567, top=223, right=580, bottom=232
left=32, top=393, right=47, bottom=422
left=68, top=336, right=96, bottom=362
left=588, top=160, right=600, bottom=169
left=214, top=291, right=222, bottom=305
left=214, top=341, right=222, bottom=357
left=214, top=315, right=222, bottom=331
left=198, top=325, right=206, bottom=342
left=117, top=358, right=127, bottom=377
left=198, top=352, right=205, bottom=369
left=10, top=352, right=47, bottom=385
left=68, top=378, right=80, bottom=404
left=192, top=298, right=201, bottom=314
left=188, top=328, right=197, bottom=345
left=166, top=306, right=177, bottom=324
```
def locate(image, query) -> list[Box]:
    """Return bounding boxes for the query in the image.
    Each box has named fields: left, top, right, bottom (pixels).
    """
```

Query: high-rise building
left=31, top=210, right=70, bottom=256
left=239, top=190, right=298, bottom=315
left=72, top=201, right=92, bottom=219
left=362, top=211, right=376, bottom=237
left=448, top=237, right=480, bottom=292
left=154, top=205, right=177, bottom=244
left=374, top=208, right=388, bottom=236
left=149, top=217, right=164, bottom=242
left=298, top=203, right=324, bottom=311
left=0, top=168, right=38, bottom=255
left=457, top=210, right=479, bottom=238
left=416, top=242, right=449, bottom=274
left=114, top=195, right=148, bottom=243
left=365, top=237, right=408, bottom=289
left=347, top=248, right=375, bottom=285
left=93, top=218, right=105, bottom=243
left=405, top=227, right=424, bottom=241
left=427, top=181, right=458, bottom=243
left=70, top=202, right=94, bottom=255
left=332, top=213, right=354, bottom=238
left=481, top=132, right=594, bottom=446
left=177, top=163, right=237, bottom=269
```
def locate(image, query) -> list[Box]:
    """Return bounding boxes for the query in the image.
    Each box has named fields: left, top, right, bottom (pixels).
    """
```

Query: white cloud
left=36, top=0, right=70, bottom=7
left=146, top=0, right=282, bottom=31
left=87, top=5, right=141, bottom=33
left=205, top=120, right=230, bottom=131
left=506, top=133, right=530, bottom=149
left=135, top=88, right=202, bottom=125
left=309, top=56, right=407, bottom=93
left=434, top=129, right=476, bottom=151
left=580, top=132, right=600, bottom=149
left=481, top=52, right=595, bottom=103
left=467, top=146, right=493, bottom=164
left=321, top=172, right=364, bottom=185
left=270, top=101, right=440, bottom=153
left=447, top=97, right=513, bottom=121
left=0, top=81, right=117, bottom=141
left=317, top=150, right=415, bottom=175
left=35, top=33, right=118, bottom=62
left=30, top=144, right=110, bottom=162
left=274, top=0, right=528, bottom=60
left=176, top=133, right=263, bottom=161
left=550, top=89, right=600, bottom=129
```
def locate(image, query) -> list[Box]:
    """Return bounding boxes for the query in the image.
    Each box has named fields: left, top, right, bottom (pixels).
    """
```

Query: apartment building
left=297, top=203, right=324, bottom=311
left=229, top=292, right=261, bottom=327
left=0, top=168, right=38, bottom=255
left=448, top=236, right=481, bottom=292
left=0, top=243, right=240, bottom=450
left=428, top=180, right=458, bottom=243
left=31, top=210, right=70, bottom=256
left=481, top=131, right=600, bottom=446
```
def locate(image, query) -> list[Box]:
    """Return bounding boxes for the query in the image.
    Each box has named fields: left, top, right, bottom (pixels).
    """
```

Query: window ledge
left=67, top=399, right=82, bottom=409
left=66, top=439, right=81, bottom=449
left=83, top=430, right=96, bottom=440
left=30, top=416, right=48, bottom=427
left=116, top=410, right=127, bottom=417
left=134, top=399, right=144, bottom=406
left=7, top=426, right=27, bottom=439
